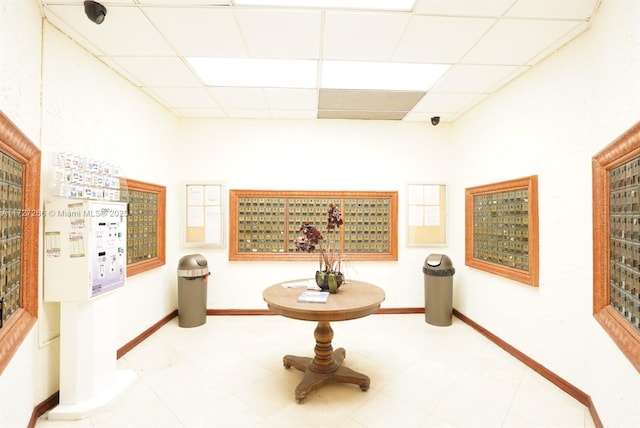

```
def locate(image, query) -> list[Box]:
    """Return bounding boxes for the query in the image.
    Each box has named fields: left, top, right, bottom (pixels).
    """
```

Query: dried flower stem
left=295, top=202, right=344, bottom=274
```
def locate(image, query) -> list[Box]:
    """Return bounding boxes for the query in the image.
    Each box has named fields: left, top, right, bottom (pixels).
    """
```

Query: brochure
left=297, top=290, right=329, bottom=303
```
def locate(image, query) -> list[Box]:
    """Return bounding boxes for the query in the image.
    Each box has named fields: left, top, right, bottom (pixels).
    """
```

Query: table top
left=263, top=279, right=385, bottom=322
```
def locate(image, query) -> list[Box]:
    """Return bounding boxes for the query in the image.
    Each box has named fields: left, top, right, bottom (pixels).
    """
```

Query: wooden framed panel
left=120, top=178, right=166, bottom=276
left=229, top=190, right=398, bottom=261
left=0, top=111, right=40, bottom=374
left=465, top=176, right=539, bottom=286
left=407, top=183, right=447, bottom=246
left=593, top=121, right=640, bottom=371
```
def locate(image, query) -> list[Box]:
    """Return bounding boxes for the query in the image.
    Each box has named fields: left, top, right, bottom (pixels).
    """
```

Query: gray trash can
left=423, top=254, right=455, bottom=326
left=177, top=254, right=209, bottom=328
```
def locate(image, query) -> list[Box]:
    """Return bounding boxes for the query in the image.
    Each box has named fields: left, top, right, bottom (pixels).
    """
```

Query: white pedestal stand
left=47, top=293, right=136, bottom=420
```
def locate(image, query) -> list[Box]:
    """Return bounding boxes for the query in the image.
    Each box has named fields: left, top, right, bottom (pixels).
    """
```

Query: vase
left=315, top=271, right=344, bottom=293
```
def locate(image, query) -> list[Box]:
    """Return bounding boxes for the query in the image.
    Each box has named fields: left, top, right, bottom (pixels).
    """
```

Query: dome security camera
left=84, top=1, right=107, bottom=25
left=430, top=116, right=440, bottom=126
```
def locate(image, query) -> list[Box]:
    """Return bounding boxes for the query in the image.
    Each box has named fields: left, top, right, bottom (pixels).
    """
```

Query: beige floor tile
left=37, top=314, right=591, bottom=428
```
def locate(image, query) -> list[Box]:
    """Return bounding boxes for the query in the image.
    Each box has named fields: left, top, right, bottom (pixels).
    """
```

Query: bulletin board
left=407, top=183, right=447, bottom=245
left=184, top=183, right=224, bottom=247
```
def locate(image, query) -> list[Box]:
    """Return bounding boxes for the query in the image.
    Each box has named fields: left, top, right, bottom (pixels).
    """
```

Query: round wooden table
left=263, top=279, right=385, bottom=403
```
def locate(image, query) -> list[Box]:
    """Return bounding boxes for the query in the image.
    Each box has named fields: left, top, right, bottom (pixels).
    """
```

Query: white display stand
left=48, top=294, right=136, bottom=420
left=44, top=200, right=136, bottom=420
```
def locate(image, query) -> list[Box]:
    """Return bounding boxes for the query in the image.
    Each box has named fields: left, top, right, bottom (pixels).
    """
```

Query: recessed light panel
left=234, top=0, right=416, bottom=12
left=321, top=61, right=450, bottom=91
left=187, top=57, right=317, bottom=88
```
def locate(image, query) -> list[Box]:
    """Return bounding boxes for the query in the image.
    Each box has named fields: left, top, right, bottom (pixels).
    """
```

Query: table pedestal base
left=282, top=321, right=370, bottom=403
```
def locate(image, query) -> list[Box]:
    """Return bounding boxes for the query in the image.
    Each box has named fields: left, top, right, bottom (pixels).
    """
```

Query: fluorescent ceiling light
left=234, top=0, right=417, bottom=12
left=187, top=57, right=317, bottom=88
left=187, top=57, right=450, bottom=92
left=321, top=61, right=450, bottom=91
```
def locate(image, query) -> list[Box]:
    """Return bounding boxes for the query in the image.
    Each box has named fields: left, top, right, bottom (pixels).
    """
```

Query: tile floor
left=36, top=314, right=595, bottom=428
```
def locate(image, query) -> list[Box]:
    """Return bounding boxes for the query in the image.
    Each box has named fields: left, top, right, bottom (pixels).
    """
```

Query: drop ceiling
left=37, top=0, right=601, bottom=123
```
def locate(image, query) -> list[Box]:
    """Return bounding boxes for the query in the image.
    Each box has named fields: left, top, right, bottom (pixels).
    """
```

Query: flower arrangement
left=295, top=203, right=344, bottom=292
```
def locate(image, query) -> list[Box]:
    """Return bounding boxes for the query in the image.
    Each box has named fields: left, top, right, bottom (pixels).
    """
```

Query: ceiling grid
left=39, top=0, right=601, bottom=123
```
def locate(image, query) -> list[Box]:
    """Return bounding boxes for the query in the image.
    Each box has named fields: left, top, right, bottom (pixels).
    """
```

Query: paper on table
left=297, top=291, right=329, bottom=303
left=281, top=279, right=319, bottom=289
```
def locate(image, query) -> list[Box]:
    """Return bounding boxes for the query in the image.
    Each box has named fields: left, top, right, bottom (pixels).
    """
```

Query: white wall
left=449, top=0, right=640, bottom=426
left=1, top=0, right=639, bottom=426
left=1, top=1, right=183, bottom=425
left=36, top=18, right=184, bottom=404
left=39, top=20, right=183, bottom=346
left=0, top=0, right=42, bottom=139
left=0, top=1, right=43, bottom=427
left=177, top=118, right=452, bottom=309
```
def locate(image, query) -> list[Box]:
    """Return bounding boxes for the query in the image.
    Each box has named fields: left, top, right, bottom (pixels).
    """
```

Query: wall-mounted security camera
left=430, top=116, right=440, bottom=126
left=84, top=1, right=107, bottom=25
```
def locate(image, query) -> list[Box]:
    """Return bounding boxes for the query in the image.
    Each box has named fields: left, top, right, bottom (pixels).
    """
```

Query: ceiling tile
left=414, top=0, right=515, bottom=17
left=98, top=57, right=143, bottom=85
left=41, top=7, right=104, bottom=56
left=145, top=87, right=220, bottom=109
left=144, top=7, right=247, bottom=57
left=322, top=11, right=410, bottom=61
left=527, top=21, right=590, bottom=65
left=462, top=19, right=583, bottom=65
left=46, top=4, right=174, bottom=56
left=403, top=111, right=458, bottom=122
left=38, top=0, right=599, bottom=124
left=272, top=109, right=318, bottom=119
left=172, top=108, right=228, bottom=118
left=505, top=0, right=599, bottom=20
left=109, top=57, right=201, bottom=87
left=138, top=0, right=229, bottom=4
left=319, top=90, right=425, bottom=112
left=412, top=92, right=482, bottom=113
left=208, top=87, right=269, bottom=110
left=263, top=88, right=318, bottom=110
left=235, top=9, right=322, bottom=58
left=225, top=109, right=273, bottom=118
left=431, top=64, right=521, bottom=93
left=43, top=0, right=137, bottom=4
left=393, top=15, right=496, bottom=63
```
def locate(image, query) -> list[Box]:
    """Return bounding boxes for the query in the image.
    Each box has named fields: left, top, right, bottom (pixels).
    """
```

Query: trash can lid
left=423, top=254, right=455, bottom=276
left=178, top=254, right=209, bottom=277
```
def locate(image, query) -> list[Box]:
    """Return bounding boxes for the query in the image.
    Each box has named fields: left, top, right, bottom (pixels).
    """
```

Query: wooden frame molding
left=0, top=111, right=41, bottom=374
left=121, top=178, right=166, bottom=277
left=592, top=121, right=640, bottom=372
left=465, top=175, right=539, bottom=286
